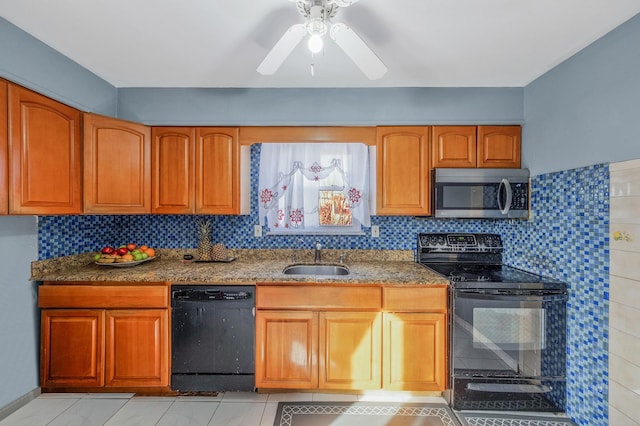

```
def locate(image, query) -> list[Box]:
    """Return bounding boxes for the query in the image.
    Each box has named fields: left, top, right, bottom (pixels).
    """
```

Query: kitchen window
left=258, top=143, right=372, bottom=235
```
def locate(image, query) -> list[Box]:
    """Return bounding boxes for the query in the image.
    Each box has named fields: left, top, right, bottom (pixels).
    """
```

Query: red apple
left=101, top=246, right=115, bottom=254
left=116, top=247, right=129, bottom=256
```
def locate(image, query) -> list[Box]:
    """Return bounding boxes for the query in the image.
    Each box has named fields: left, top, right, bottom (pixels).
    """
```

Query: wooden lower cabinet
left=255, top=310, right=382, bottom=390
left=41, top=310, right=104, bottom=388
left=255, top=284, right=448, bottom=392
left=255, top=310, right=318, bottom=389
left=319, top=312, right=381, bottom=390
left=383, top=312, right=447, bottom=391
left=39, top=284, right=170, bottom=391
left=105, top=309, right=168, bottom=387
left=41, top=308, right=168, bottom=390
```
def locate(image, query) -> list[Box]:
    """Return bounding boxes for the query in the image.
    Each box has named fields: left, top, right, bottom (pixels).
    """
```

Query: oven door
left=451, top=288, right=567, bottom=411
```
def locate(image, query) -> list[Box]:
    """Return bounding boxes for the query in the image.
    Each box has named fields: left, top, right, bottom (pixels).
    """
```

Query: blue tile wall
left=497, top=164, right=609, bottom=426
left=37, top=146, right=609, bottom=425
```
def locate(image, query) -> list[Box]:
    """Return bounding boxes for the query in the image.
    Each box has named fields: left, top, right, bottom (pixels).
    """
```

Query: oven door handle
left=456, top=289, right=567, bottom=301
left=498, top=178, right=512, bottom=215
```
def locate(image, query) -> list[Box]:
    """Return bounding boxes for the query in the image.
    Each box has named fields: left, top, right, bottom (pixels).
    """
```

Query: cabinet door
left=151, top=127, right=195, bottom=213
left=8, top=84, right=82, bottom=214
left=431, top=126, right=477, bottom=168
left=0, top=80, right=7, bottom=214
left=41, top=309, right=104, bottom=388
left=255, top=310, right=318, bottom=389
left=477, top=125, right=521, bottom=168
left=383, top=312, right=447, bottom=391
left=105, top=309, right=169, bottom=387
left=195, top=127, right=239, bottom=214
left=376, top=126, right=430, bottom=215
left=319, top=312, right=382, bottom=390
left=83, top=113, right=151, bottom=213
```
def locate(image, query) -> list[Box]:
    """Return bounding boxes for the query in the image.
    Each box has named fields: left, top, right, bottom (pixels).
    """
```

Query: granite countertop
left=31, top=249, right=449, bottom=286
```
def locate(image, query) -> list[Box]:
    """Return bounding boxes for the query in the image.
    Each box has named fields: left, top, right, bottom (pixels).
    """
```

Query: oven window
left=453, top=291, right=566, bottom=379
left=473, top=307, right=546, bottom=351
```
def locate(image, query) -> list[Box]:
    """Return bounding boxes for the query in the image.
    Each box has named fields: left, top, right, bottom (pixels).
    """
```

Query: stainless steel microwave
left=433, top=168, right=530, bottom=219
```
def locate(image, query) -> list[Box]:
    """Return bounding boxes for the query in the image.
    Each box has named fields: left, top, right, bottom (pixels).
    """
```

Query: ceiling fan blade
left=257, top=24, right=307, bottom=75
left=331, top=0, right=361, bottom=7
left=329, top=22, right=387, bottom=80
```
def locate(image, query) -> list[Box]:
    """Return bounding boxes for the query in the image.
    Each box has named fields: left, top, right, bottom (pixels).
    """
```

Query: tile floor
left=0, top=391, right=449, bottom=426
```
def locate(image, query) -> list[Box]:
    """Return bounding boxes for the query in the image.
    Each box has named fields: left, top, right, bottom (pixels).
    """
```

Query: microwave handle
left=498, top=178, right=513, bottom=215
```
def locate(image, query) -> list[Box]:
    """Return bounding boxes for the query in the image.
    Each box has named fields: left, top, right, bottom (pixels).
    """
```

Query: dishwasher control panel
left=171, top=285, right=253, bottom=302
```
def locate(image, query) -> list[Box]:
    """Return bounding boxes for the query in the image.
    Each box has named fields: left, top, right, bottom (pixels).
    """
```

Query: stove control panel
left=418, top=233, right=503, bottom=253
left=447, top=234, right=478, bottom=246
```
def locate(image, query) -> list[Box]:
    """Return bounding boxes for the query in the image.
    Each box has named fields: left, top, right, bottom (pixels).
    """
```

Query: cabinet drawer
left=257, top=285, right=381, bottom=310
left=39, top=285, right=169, bottom=309
left=383, top=286, right=448, bottom=312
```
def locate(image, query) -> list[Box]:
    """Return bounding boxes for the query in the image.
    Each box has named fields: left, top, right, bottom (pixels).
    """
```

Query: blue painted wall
left=0, top=17, right=117, bottom=115
left=0, top=217, right=38, bottom=412
left=523, top=13, right=640, bottom=175
left=117, top=87, right=524, bottom=126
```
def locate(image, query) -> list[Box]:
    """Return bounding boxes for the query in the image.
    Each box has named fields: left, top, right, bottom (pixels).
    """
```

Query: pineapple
left=196, top=218, right=214, bottom=260
left=211, top=243, right=227, bottom=261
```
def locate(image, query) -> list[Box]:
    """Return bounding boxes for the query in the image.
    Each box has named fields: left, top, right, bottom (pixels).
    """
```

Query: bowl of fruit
left=94, top=244, right=157, bottom=267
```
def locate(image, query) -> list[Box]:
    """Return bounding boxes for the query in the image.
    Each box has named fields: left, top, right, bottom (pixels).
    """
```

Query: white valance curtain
left=258, top=143, right=371, bottom=232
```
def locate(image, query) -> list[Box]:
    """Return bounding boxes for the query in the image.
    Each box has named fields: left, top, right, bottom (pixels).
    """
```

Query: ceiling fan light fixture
left=308, top=33, right=324, bottom=53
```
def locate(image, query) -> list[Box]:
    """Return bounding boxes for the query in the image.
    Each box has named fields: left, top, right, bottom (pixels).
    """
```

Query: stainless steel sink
left=283, top=264, right=349, bottom=276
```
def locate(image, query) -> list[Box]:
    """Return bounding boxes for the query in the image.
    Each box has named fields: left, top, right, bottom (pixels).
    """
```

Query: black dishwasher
left=171, top=285, right=255, bottom=392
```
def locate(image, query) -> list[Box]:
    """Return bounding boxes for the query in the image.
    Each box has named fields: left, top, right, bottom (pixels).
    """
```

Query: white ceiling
left=1, top=0, right=639, bottom=88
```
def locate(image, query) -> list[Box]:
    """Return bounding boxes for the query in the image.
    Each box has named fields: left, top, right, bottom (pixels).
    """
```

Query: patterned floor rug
left=455, top=412, right=578, bottom=426
left=273, top=401, right=461, bottom=426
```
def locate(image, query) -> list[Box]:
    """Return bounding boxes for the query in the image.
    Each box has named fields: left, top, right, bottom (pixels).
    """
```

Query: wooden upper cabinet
left=0, top=80, right=7, bottom=215
left=83, top=113, right=151, bottom=214
left=195, top=127, right=239, bottom=214
left=477, top=125, right=521, bottom=168
left=151, top=127, right=195, bottom=214
left=376, top=126, right=430, bottom=215
left=432, top=125, right=521, bottom=169
left=431, top=126, right=477, bottom=168
left=7, top=83, right=82, bottom=214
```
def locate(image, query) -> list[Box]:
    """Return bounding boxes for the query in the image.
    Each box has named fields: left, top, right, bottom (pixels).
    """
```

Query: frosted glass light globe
left=308, top=34, right=323, bottom=53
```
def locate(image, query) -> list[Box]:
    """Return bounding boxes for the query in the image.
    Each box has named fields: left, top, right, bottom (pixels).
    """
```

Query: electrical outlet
left=371, top=225, right=380, bottom=238
left=254, top=224, right=262, bottom=237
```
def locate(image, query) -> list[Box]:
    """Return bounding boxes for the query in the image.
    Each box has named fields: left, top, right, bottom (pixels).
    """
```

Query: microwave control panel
left=510, top=183, right=529, bottom=209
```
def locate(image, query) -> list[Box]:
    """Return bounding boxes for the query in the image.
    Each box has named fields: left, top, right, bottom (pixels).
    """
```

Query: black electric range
left=417, top=233, right=566, bottom=291
left=418, top=232, right=568, bottom=413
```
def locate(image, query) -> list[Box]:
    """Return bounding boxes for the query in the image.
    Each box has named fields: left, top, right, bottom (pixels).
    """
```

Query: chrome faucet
left=314, top=241, right=322, bottom=263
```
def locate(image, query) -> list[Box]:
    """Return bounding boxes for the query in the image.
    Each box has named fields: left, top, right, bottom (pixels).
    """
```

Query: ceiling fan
left=257, top=0, right=387, bottom=80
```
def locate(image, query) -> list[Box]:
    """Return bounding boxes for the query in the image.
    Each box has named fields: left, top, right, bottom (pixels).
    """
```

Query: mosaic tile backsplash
left=497, top=164, right=609, bottom=426
left=37, top=146, right=609, bottom=426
